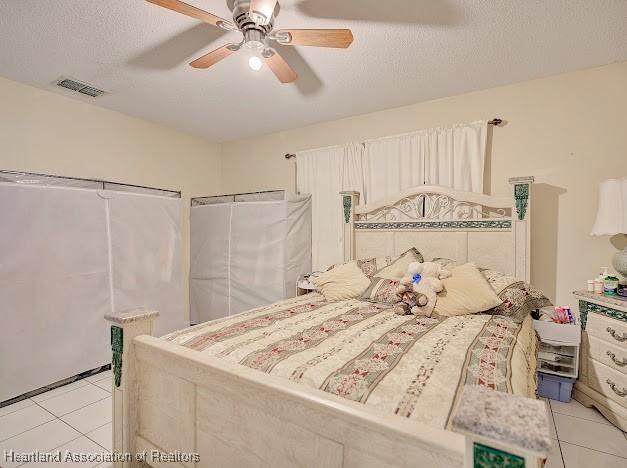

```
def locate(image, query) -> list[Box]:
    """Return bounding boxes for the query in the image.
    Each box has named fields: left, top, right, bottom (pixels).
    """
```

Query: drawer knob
left=606, top=379, right=627, bottom=397
left=607, top=351, right=627, bottom=367
left=606, top=327, right=627, bottom=342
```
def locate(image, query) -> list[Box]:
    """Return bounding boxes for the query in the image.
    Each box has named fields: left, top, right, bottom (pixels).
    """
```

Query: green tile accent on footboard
left=473, top=443, right=525, bottom=468
left=111, top=325, right=123, bottom=388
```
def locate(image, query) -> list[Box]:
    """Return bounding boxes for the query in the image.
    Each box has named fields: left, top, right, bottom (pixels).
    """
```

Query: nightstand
left=573, top=291, right=627, bottom=431
left=296, top=278, right=316, bottom=296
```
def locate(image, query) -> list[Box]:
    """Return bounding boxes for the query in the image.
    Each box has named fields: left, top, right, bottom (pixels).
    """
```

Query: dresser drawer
left=586, top=313, right=627, bottom=347
left=589, top=335, right=627, bottom=376
left=587, top=358, right=627, bottom=408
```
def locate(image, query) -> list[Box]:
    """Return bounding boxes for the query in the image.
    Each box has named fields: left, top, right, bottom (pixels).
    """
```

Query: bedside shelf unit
left=573, top=291, right=627, bottom=432
left=533, top=319, right=581, bottom=379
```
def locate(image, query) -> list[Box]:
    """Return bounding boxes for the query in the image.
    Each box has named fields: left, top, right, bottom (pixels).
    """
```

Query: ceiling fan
left=146, top=0, right=354, bottom=83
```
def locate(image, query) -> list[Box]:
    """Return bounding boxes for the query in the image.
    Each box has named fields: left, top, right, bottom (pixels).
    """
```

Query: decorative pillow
left=328, top=248, right=424, bottom=279
left=375, top=248, right=425, bottom=280
left=328, top=256, right=390, bottom=277
left=360, top=277, right=401, bottom=305
left=312, top=261, right=371, bottom=302
left=482, top=269, right=552, bottom=323
left=434, top=263, right=503, bottom=317
left=432, top=258, right=552, bottom=322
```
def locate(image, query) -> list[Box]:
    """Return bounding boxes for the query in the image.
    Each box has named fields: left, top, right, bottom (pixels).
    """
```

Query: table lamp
left=591, top=177, right=627, bottom=279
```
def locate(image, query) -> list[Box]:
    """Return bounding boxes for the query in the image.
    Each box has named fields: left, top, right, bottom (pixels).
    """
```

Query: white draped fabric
left=296, top=121, right=488, bottom=270
left=423, top=121, right=488, bottom=192
left=363, top=133, right=427, bottom=203
left=296, top=144, right=364, bottom=271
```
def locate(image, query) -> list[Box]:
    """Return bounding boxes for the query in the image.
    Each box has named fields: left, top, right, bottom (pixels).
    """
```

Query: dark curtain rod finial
left=284, top=118, right=504, bottom=160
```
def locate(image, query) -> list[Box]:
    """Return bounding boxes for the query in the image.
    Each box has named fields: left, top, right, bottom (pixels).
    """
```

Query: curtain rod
left=0, top=169, right=182, bottom=197
left=284, top=118, right=504, bottom=160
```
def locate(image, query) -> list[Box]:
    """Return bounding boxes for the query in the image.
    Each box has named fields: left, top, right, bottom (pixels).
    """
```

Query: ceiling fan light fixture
left=243, top=30, right=265, bottom=49
left=248, top=56, right=263, bottom=71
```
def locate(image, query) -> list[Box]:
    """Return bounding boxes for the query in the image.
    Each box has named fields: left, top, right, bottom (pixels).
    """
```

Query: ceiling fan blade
left=147, top=0, right=235, bottom=30
left=190, top=44, right=238, bottom=69
left=263, top=49, right=297, bottom=84
left=250, top=0, right=278, bottom=23
left=274, top=29, right=354, bottom=48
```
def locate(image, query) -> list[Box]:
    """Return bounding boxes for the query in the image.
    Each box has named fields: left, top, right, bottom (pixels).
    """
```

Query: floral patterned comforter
left=162, top=293, right=537, bottom=429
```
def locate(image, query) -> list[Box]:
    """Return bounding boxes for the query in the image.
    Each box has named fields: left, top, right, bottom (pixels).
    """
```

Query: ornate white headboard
left=341, top=177, right=534, bottom=281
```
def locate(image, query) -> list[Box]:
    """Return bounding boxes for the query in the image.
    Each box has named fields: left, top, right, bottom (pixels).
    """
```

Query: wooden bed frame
left=106, top=177, right=551, bottom=468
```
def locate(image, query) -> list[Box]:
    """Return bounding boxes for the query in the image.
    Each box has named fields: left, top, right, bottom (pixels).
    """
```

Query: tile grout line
left=0, top=399, right=35, bottom=419
left=549, top=406, right=566, bottom=468
left=557, top=440, right=627, bottom=460
left=38, top=394, right=111, bottom=419
left=0, top=405, right=57, bottom=443
left=0, top=384, right=110, bottom=440
left=551, top=410, right=614, bottom=427
left=7, top=400, right=112, bottom=466
left=14, top=432, right=87, bottom=468
left=549, top=399, right=627, bottom=461
left=30, top=380, right=92, bottom=404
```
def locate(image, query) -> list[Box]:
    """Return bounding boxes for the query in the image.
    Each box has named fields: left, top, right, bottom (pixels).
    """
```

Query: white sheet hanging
left=0, top=185, right=111, bottom=402
left=0, top=184, right=185, bottom=401
left=190, top=192, right=311, bottom=323
left=190, top=204, right=231, bottom=323
left=106, top=191, right=185, bottom=336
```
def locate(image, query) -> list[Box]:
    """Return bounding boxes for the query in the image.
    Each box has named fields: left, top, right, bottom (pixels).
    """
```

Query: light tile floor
left=0, top=371, right=113, bottom=468
left=2, top=377, right=626, bottom=467
left=542, top=397, right=627, bottom=468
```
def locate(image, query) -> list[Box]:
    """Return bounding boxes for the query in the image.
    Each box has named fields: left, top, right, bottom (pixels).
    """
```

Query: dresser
left=573, top=291, right=627, bottom=431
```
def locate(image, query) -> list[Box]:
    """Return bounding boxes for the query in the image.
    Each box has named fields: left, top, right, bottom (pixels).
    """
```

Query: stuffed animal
left=394, top=261, right=451, bottom=317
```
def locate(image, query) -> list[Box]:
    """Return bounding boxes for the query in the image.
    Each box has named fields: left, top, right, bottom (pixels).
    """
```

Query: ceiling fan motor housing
left=233, top=0, right=277, bottom=48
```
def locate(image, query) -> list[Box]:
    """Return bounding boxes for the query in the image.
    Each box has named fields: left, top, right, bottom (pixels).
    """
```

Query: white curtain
left=363, top=120, right=487, bottom=199
left=423, top=121, right=487, bottom=192
left=296, top=144, right=364, bottom=271
left=296, top=121, right=488, bottom=270
left=362, top=133, right=427, bottom=203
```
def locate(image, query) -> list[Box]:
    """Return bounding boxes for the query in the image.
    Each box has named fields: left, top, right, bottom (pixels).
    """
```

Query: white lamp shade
left=591, top=177, right=627, bottom=236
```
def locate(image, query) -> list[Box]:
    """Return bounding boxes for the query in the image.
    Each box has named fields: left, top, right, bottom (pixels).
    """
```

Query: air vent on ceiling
left=56, top=78, right=106, bottom=98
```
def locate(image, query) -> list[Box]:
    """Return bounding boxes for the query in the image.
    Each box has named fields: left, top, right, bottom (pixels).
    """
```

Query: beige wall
left=3, top=61, right=626, bottom=315
left=220, top=61, right=627, bottom=307
left=0, top=76, right=223, bottom=320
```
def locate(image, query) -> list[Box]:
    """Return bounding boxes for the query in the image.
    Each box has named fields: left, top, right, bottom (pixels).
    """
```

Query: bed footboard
left=105, top=310, right=551, bottom=468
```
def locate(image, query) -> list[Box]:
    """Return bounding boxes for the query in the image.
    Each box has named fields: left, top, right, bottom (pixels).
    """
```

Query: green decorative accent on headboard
left=579, top=300, right=627, bottom=330
left=111, top=325, right=123, bottom=388
left=355, top=220, right=512, bottom=230
left=343, top=195, right=352, bottom=224
left=473, top=443, right=525, bottom=468
left=514, top=184, right=530, bottom=221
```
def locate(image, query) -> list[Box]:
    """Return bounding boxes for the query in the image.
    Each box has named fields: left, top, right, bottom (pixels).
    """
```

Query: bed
left=106, top=176, right=552, bottom=468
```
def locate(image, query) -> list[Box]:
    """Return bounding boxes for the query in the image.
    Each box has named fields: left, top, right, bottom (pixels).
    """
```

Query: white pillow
left=376, top=248, right=423, bottom=280
left=313, top=262, right=371, bottom=301
left=434, top=263, right=503, bottom=317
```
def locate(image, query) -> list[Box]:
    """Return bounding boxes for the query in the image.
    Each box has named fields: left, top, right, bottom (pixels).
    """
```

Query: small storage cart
left=533, top=315, right=581, bottom=401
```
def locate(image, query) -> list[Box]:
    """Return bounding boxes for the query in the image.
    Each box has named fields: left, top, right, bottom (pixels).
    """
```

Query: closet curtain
left=296, top=121, right=488, bottom=271
left=296, top=144, right=364, bottom=271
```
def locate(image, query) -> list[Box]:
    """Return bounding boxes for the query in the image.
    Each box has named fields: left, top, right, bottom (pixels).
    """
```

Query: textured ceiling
left=1, top=0, right=626, bottom=143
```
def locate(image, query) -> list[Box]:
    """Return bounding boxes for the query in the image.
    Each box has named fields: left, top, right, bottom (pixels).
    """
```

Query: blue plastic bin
left=537, top=373, right=575, bottom=402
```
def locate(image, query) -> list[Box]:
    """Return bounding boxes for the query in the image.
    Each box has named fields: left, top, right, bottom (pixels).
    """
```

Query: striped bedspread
left=163, top=293, right=538, bottom=429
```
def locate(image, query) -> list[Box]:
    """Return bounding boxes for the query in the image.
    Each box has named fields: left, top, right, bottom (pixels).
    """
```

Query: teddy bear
left=393, top=261, right=451, bottom=317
